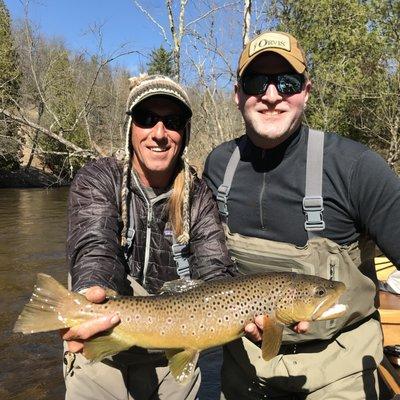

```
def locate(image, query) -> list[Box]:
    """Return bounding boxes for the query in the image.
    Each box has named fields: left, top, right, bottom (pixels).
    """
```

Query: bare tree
left=133, top=0, right=241, bottom=81
left=243, top=0, right=252, bottom=46
left=4, top=12, right=136, bottom=177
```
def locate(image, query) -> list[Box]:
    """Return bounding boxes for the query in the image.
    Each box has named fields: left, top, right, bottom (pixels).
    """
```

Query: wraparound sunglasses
left=240, top=73, right=305, bottom=96
left=129, top=109, right=189, bottom=131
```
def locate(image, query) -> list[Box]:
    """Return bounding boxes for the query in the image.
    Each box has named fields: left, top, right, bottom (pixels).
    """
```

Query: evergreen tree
left=147, top=46, right=174, bottom=77
left=271, top=0, right=382, bottom=139
left=270, top=0, right=399, bottom=168
left=0, top=0, right=22, bottom=170
left=357, top=0, right=400, bottom=170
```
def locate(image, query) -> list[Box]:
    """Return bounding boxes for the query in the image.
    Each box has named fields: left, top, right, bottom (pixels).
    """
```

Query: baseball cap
left=237, top=31, right=308, bottom=77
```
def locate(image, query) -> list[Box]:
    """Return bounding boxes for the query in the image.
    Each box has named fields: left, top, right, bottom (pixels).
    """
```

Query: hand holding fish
left=245, top=317, right=310, bottom=342
left=61, top=286, right=120, bottom=353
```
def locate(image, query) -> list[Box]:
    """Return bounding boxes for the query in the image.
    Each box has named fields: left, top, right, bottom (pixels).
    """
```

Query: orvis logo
left=249, top=32, right=291, bottom=57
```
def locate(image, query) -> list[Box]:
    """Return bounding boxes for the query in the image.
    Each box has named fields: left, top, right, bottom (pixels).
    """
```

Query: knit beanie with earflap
left=120, top=74, right=193, bottom=247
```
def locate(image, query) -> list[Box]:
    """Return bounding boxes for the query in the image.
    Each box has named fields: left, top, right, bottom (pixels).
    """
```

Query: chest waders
left=217, top=131, right=383, bottom=400
left=216, top=130, right=378, bottom=343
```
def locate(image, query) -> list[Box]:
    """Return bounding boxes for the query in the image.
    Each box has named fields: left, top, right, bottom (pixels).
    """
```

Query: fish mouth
left=310, top=282, right=347, bottom=321
left=310, top=289, right=347, bottom=321
left=315, top=303, right=348, bottom=320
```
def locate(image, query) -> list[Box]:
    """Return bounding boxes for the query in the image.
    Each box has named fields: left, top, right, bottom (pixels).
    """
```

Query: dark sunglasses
left=240, top=73, right=305, bottom=96
left=130, top=109, right=189, bottom=131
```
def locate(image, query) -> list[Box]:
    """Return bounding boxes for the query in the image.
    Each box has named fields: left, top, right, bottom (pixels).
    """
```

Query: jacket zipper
left=131, top=173, right=152, bottom=287
left=142, top=206, right=153, bottom=286
left=130, top=173, right=172, bottom=287
left=327, top=256, right=339, bottom=329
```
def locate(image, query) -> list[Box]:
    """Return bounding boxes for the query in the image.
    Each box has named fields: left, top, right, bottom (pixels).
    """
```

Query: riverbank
left=0, top=167, right=70, bottom=188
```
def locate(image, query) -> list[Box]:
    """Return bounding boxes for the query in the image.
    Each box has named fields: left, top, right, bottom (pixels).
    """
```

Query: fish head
left=275, top=274, right=347, bottom=325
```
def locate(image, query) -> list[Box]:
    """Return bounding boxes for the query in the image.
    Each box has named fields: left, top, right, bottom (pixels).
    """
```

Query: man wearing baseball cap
left=203, top=30, right=400, bottom=399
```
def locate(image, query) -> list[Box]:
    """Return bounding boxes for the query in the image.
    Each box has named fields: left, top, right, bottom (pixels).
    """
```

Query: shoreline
left=0, top=167, right=70, bottom=189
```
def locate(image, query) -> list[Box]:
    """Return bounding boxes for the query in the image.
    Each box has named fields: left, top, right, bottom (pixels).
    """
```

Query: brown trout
left=14, top=272, right=346, bottom=383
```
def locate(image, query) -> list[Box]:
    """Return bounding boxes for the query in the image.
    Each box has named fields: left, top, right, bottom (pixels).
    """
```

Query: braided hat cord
left=120, top=75, right=192, bottom=247
left=177, top=146, right=191, bottom=244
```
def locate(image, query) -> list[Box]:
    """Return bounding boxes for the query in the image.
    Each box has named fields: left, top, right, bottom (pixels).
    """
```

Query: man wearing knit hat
left=62, top=74, right=235, bottom=399
left=203, top=30, right=400, bottom=399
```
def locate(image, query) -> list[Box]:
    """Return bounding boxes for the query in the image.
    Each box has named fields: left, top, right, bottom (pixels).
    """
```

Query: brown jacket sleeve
left=67, top=158, right=131, bottom=294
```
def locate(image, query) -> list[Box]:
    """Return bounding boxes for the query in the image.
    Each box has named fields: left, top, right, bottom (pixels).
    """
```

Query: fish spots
left=14, top=271, right=344, bottom=366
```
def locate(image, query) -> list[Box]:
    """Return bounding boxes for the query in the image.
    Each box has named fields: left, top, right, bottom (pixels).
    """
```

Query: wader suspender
left=216, top=129, right=326, bottom=237
left=303, top=129, right=325, bottom=238
left=124, top=192, right=191, bottom=279
left=216, top=138, right=247, bottom=224
left=125, top=190, right=136, bottom=254
left=171, top=238, right=190, bottom=278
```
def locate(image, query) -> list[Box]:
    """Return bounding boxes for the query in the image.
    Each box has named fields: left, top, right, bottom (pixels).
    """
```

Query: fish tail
left=13, top=273, right=87, bottom=334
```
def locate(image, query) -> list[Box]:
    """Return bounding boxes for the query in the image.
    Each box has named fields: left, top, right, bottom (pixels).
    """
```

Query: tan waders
left=220, top=232, right=383, bottom=400
left=216, top=130, right=383, bottom=399
left=64, top=349, right=200, bottom=400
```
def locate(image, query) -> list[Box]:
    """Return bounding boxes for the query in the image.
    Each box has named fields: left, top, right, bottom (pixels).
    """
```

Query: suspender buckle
left=126, top=228, right=135, bottom=247
left=217, top=184, right=230, bottom=217
left=124, top=227, right=136, bottom=257
left=172, top=243, right=190, bottom=278
left=303, top=196, right=325, bottom=231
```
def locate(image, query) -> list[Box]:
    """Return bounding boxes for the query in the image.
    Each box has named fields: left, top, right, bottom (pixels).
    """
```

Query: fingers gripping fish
left=14, top=272, right=347, bottom=384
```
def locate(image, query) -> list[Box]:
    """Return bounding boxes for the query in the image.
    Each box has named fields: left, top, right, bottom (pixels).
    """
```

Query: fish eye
left=314, top=286, right=326, bottom=297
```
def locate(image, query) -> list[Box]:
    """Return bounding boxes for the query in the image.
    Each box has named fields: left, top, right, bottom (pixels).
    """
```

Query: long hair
left=168, top=147, right=192, bottom=243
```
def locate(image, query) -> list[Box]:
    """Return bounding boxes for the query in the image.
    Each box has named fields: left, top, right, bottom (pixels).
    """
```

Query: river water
left=0, top=187, right=69, bottom=399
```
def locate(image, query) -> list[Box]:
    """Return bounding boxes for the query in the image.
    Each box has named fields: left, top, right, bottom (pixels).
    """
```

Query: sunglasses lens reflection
left=132, top=110, right=187, bottom=131
left=242, top=73, right=304, bottom=95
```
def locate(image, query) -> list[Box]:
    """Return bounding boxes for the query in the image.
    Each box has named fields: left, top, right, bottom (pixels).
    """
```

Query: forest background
left=1, top=0, right=399, bottom=187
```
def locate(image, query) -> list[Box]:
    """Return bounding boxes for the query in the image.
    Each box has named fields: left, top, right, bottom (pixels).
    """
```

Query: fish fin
left=165, top=348, right=199, bottom=384
left=261, top=315, right=283, bottom=361
left=83, top=328, right=133, bottom=361
left=159, top=278, right=203, bottom=294
left=13, top=273, right=86, bottom=334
